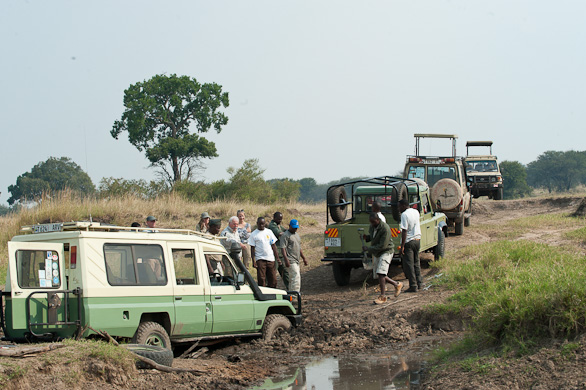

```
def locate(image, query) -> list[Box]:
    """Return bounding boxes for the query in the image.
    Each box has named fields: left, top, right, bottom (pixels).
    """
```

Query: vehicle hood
left=258, top=286, right=287, bottom=295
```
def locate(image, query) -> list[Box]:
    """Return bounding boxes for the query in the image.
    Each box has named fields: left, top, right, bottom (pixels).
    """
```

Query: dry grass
left=0, top=191, right=326, bottom=283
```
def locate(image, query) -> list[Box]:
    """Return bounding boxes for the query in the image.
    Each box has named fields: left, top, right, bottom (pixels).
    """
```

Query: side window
left=104, top=244, right=167, bottom=286
left=16, top=250, right=61, bottom=289
left=173, top=249, right=198, bottom=285
left=408, top=166, right=425, bottom=180
left=204, top=253, right=241, bottom=286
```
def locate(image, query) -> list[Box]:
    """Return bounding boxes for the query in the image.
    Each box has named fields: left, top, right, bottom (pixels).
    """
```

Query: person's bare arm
left=300, top=249, right=308, bottom=266
left=250, top=246, right=257, bottom=268
left=281, top=247, right=290, bottom=268
left=271, top=244, right=280, bottom=263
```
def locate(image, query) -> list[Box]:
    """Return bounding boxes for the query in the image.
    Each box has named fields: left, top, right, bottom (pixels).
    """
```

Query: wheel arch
left=138, top=312, right=172, bottom=335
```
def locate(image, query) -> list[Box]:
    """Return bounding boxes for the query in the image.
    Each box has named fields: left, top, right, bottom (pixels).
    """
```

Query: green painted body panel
left=172, top=293, right=209, bottom=337
left=210, top=291, right=255, bottom=334
left=4, top=296, right=76, bottom=339
left=84, top=296, right=174, bottom=338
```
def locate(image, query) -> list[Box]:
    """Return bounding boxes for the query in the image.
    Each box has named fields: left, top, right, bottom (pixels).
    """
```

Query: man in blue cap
left=280, top=219, right=307, bottom=293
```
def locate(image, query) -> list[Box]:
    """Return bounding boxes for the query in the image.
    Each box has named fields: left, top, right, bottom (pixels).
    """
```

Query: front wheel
left=494, top=188, right=504, bottom=200
left=132, top=321, right=172, bottom=350
left=434, top=229, right=446, bottom=260
left=332, top=262, right=352, bottom=286
left=262, top=314, right=292, bottom=341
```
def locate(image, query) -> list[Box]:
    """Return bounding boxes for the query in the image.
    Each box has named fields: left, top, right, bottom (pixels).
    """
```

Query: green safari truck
left=321, top=177, right=447, bottom=286
left=1, top=222, right=301, bottom=347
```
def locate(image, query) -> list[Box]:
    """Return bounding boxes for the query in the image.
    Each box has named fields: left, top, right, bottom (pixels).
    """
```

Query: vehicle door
left=419, top=193, right=437, bottom=249
left=204, top=252, right=255, bottom=334
left=169, top=246, right=211, bottom=336
left=5, top=242, right=72, bottom=338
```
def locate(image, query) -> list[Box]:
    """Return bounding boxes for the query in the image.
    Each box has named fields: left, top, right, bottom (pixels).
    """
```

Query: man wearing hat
left=280, top=219, right=307, bottom=293
left=208, top=219, right=222, bottom=236
left=206, top=219, right=224, bottom=276
left=197, top=212, right=211, bottom=233
left=145, top=216, right=158, bottom=232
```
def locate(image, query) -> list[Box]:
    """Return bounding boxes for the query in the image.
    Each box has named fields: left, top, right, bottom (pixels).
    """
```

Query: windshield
left=466, top=160, right=498, bottom=173
left=407, top=165, right=457, bottom=187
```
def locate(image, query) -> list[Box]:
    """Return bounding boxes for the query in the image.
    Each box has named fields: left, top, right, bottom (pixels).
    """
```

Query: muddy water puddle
left=251, top=353, right=424, bottom=389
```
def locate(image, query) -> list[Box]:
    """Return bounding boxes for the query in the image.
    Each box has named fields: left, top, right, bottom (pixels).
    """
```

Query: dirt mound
left=572, top=198, right=586, bottom=217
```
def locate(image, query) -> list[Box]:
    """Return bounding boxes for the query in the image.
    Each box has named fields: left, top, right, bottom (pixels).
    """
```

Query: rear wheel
left=132, top=321, right=171, bottom=350
left=328, top=186, right=348, bottom=223
left=434, top=230, right=445, bottom=260
left=454, top=216, right=464, bottom=236
left=262, top=314, right=291, bottom=341
left=464, top=216, right=471, bottom=227
left=332, top=262, right=352, bottom=286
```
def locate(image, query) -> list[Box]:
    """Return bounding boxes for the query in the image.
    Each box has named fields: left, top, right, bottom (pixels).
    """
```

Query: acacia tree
left=500, top=160, right=532, bottom=199
left=111, top=74, right=229, bottom=184
left=8, top=157, right=95, bottom=205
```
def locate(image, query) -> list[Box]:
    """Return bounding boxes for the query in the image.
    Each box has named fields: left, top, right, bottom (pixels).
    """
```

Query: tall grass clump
left=432, top=240, right=586, bottom=350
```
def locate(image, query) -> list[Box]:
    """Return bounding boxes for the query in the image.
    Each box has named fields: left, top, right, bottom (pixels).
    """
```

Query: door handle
left=214, top=296, right=222, bottom=300
left=175, top=296, right=182, bottom=300
left=14, top=291, right=22, bottom=296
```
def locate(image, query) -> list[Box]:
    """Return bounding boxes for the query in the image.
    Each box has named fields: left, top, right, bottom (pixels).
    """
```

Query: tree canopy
left=526, top=150, right=586, bottom=192
left=111, top=74, right=229, bottom=184
left=500, top=160, right=532, bottom=199
left=8, top=157, right=95, bottom=205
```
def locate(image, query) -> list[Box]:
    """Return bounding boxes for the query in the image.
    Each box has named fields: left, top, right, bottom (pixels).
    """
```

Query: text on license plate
left=324, top=237, right=341, bottom=247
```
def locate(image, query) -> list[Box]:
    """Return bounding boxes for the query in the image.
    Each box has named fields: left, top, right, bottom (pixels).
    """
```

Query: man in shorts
left=363, top=213, right=403, bottom=304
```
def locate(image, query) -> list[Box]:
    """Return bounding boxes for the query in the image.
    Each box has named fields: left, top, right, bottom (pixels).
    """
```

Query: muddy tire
left=495, top=188, right=503, bottom=200
left=464, top=216, right=470, bottom=227
left=132, top=321, right=171, bottom=350
left=328, top=186, right=348, bottom=223
left=434, top=229, right=445, bottom=260
left=454, top=216, right=464, bottom=236
left=332, top=262, right=352, bottom=286
left=123, top=344, right=174, bottom=368
left=262, top=314, right=291, bottom=341
left=391, top=183, right=408, bottom=221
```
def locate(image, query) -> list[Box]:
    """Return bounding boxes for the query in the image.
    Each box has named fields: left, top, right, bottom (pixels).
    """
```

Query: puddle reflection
left=251, top=354, right=423, bottom=390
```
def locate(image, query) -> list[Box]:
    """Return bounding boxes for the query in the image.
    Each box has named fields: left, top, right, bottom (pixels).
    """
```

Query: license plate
left=325, top=237, right=341, bottom=247
left=33, top=223, right=63, bottom=234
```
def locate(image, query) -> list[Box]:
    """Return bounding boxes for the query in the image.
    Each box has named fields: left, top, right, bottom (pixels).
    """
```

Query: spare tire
left=391, top=183, right=408, bottom=221
left=431, top=179, right=463, bottom=211
left=328, top=186, right=348, bottom=222
left=123, top=344, right=174, bottom=368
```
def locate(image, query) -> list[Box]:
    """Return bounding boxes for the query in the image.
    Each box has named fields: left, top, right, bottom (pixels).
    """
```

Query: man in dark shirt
left=268, top=212, right=289, bottom=290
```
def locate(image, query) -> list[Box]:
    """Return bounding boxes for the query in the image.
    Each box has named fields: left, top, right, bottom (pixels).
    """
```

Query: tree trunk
left=172, top=155, right=180, bottom=182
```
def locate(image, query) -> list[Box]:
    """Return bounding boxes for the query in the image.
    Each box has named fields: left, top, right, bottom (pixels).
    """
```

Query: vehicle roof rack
left=466, top=141, right=493, bottom=155
left=20, top=221, right=221, bottom=240
left=413, top=133, right=458, bottom=158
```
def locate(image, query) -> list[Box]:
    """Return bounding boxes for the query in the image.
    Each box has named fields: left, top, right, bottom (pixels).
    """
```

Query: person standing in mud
left=268, top=212, right=289, bottom=290
left=280, top=219, right=307, bottom=293
left=399, top=199, right=422, bottom=292
left=363, top=213, right=403, bottom=304
left=249, top=217, right=281, bottom=288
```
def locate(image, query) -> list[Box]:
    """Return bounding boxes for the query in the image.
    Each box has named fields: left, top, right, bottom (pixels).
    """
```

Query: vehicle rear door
left=5, top=242, right=72, bottom=338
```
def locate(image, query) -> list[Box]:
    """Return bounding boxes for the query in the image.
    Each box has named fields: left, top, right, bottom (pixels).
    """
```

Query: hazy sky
left=2, top=1, right=585, bottom=205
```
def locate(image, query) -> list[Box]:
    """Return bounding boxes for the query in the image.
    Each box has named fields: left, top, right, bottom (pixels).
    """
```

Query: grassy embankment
left=0, top=192, right=324, bottom=284
left=429, top=212, right=586, bottom=362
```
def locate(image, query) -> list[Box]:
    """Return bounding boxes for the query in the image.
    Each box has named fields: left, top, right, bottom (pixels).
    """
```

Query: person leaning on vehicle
left=399, top=199, right=422, bottom=293
left=221, top=216, right=247, bottom=259
left=280, top=219, right=308, bottom=293
left=363, top=213, right=402, bottom=304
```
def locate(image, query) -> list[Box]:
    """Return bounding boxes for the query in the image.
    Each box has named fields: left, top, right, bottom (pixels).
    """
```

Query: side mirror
left=237, top=273, right=245, bottom=285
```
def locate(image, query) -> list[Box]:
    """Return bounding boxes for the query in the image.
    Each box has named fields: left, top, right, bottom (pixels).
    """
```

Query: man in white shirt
left=249, top=217, right=281, bottom=288
left=399, top=199, right=422, bottom=293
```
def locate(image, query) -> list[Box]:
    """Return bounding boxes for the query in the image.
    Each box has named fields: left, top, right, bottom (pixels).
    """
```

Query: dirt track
left=2, top=196, right=585, bottom=389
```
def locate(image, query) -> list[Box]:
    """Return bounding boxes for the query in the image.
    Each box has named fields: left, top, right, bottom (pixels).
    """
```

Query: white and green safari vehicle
left=0, top=222, right=301, bottom=348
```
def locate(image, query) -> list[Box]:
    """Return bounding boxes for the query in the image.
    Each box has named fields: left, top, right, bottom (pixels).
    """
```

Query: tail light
left=324, top=230, right=329, bottom=235
left=70, top=246, right=77, bottom=269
